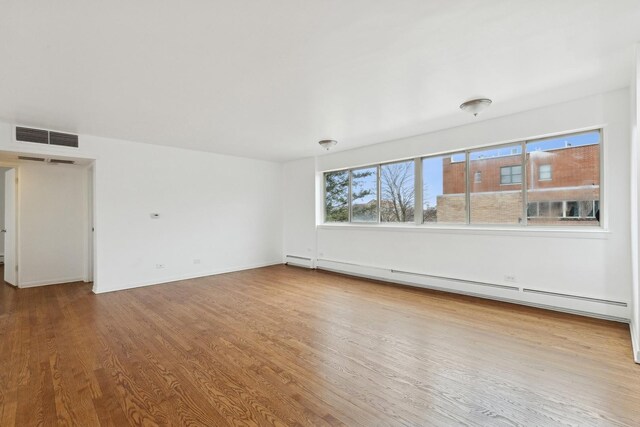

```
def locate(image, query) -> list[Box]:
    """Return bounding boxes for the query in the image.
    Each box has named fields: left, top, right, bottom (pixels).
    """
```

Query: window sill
left=317, top=223, right=610, bottom=239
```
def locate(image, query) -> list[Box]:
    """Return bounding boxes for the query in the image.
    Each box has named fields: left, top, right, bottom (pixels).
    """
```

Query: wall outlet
left=193, top=259, right=201, bottom=265
left=504, top=275, right=516, bottom=283
left=155, top=264, right=165, bottom=269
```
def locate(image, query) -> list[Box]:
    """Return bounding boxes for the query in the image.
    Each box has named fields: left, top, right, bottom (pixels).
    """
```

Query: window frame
left=422, top=151, right=468, bottom=225
left=323, top=169, right=350, bottom=223
left=349, top=165, right=379, bottom=223
left=500, top=165, right=523, bottom=185
left=321, top=128, right=603, bottom=230
left=539, top=164, right=552, bottom=181
left=379, top=159, right=417, bottom=224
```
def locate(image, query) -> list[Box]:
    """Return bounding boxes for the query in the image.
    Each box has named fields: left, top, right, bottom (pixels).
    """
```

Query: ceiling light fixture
left=460, top=98, right=492, bottom=116
left=318, top=139, right=338, bottom=150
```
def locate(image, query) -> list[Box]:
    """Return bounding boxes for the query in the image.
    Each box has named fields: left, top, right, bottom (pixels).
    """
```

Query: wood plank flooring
left=1, top=265, right=639, bottom=426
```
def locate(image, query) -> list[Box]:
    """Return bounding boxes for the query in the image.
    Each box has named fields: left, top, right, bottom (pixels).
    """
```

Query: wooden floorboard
left=1, top=264, right=639, bottom=426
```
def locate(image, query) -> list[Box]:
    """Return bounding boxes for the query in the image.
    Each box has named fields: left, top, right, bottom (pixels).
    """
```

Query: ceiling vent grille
left=18, top=156, right=46, bottom=162
left=49, top=131, right=79, bottom=147
left=48, top=159, right=75, bottom=165
left=16, top=127, right=49, bottom=144
left=15, top=126, right=79, bottom=148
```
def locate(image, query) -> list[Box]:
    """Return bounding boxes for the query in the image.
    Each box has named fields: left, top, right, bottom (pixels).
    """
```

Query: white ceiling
left=0, top=0, right=639, bottom=162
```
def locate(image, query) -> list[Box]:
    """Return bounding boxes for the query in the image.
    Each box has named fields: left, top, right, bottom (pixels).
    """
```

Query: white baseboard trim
left=315, top=259, right=630, bottom=323
left=20, top=277, right=85, bottom=288
left=630, top=321, right=640, bottom=364
left=92, top=260, right=283, bottom=294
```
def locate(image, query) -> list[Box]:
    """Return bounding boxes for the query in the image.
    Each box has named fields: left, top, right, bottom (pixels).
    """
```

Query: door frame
left=0, top=161, right=20, bottom=287
left=85, top=163, right=95, bottom=284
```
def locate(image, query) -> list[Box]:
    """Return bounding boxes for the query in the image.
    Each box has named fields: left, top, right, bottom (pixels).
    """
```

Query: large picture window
left=324, top=170, right=349, bottom=222
left=351, top=167, right=378, bottom=222
left=469, top=144, right=523, bottom=224
left=380, top=161, right=415, bottom=222
left=525, top=131, right=600, bottom=226
left=423, top=153, right=466, bottom=223
left=322, top=129, right=601, bottom=228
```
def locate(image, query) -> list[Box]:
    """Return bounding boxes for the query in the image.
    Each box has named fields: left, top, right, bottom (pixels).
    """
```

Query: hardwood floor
left=1, top=265, right=639, bottom=426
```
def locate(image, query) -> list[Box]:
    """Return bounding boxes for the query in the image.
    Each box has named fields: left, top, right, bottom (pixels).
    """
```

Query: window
left=470, top=145, right=523, bottom=224
left=539, top=164, right=552, bottom=180
left=380, top=161, right=415, bottom=222
left=526, top=130, right=600, bottom=226
left=324, top=171, right=349, bottom=222
left=565, top=201, right=579, bottom=218
left=351, top=167, right=378, bottom=222
left=423, top=153, right=466, bottom=223
left=500, top=165, right=522, bottom=185
left=322, top=129, right=601, bottom=228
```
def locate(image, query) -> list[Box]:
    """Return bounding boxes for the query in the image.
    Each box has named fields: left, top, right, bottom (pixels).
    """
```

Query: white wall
left=284, top=88, right=632, bottom=321
left=282, top=157, right=317, bottom=267
left=0, top=123, right=283, bottom=293
left=18, top=162, right=87, bottom=287
left=630, top=45, right=640, bottom=363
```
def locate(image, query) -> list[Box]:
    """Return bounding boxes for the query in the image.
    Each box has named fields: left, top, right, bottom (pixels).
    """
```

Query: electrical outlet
left=155, top=264, right=165, bottom=269
left=504, top=275, right=516, bottom=283
left=193, top=259, right=201, bottom=265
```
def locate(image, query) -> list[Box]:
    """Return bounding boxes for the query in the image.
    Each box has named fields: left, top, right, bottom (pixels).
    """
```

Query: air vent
left=16, top=127, right=49, bottom=144
left=48, top=159, right=75, bottom=165
left=49, top=131, right=78, bottom=148
left=15, top=126, right=79, bottom=148
left=18, top=156, right=46, bottom=162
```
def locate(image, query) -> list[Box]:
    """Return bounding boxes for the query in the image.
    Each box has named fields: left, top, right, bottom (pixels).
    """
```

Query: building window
left=565, top=201, right=579, bottom=218
left=380, top=161, right=415, bottom=223
left=474, top=171, right=482, bottom=183
left=500, top=165, right=522, bottom=185
left=539, top=164, right=552, bottom=180
left=527, top=202, right=538, bottom=217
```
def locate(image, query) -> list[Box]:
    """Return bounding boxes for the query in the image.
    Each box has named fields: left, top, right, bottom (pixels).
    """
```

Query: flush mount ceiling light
left=318, top=139, right=338, bottom=150
left=460, top=98, right=492, bottom=116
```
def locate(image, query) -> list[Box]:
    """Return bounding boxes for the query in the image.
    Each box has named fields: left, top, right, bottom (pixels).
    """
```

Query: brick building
left=436, top=144, right=600, bottom=225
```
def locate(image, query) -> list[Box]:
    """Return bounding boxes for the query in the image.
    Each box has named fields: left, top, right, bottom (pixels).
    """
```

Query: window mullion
left=415, top=157, right=422, bottom=225
left=377, top=164, right=381, bottom=223
left=465, top=151, right=470, bottom=224
left=348, top=170, right=352, bottom=223
left=522, top=141, right=527, bottom=226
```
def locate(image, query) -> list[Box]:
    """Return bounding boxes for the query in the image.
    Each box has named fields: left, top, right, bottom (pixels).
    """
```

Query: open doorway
left=0, top=152, right=94, bottom=289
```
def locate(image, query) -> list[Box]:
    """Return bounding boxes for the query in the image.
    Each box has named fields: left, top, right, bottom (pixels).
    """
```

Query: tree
left=380, top=162, right=415, bottom=222
left=324, top=171, right=349, bottom=222
left=325, top=169, right=375, bottom=222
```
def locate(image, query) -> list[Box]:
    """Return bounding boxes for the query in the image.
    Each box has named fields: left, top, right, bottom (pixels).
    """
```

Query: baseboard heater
left=522, top=288, right=627, bottom=307
left=316, top=258, right=628, bottom=309
left=390, top=268, right=519, bottom=291
left=316, top=259, right=519, bottom=292
left=284, top=255, right=313, bottom=268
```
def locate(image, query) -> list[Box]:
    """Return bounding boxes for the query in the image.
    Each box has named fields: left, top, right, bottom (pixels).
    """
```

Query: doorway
left=0, top=152, right=94, bottom=288
left=1, top=166, right=17, bottom=286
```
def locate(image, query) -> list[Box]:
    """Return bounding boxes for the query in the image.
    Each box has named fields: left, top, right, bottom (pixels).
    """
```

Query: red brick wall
left=442, top=144, right=599, bottom=194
